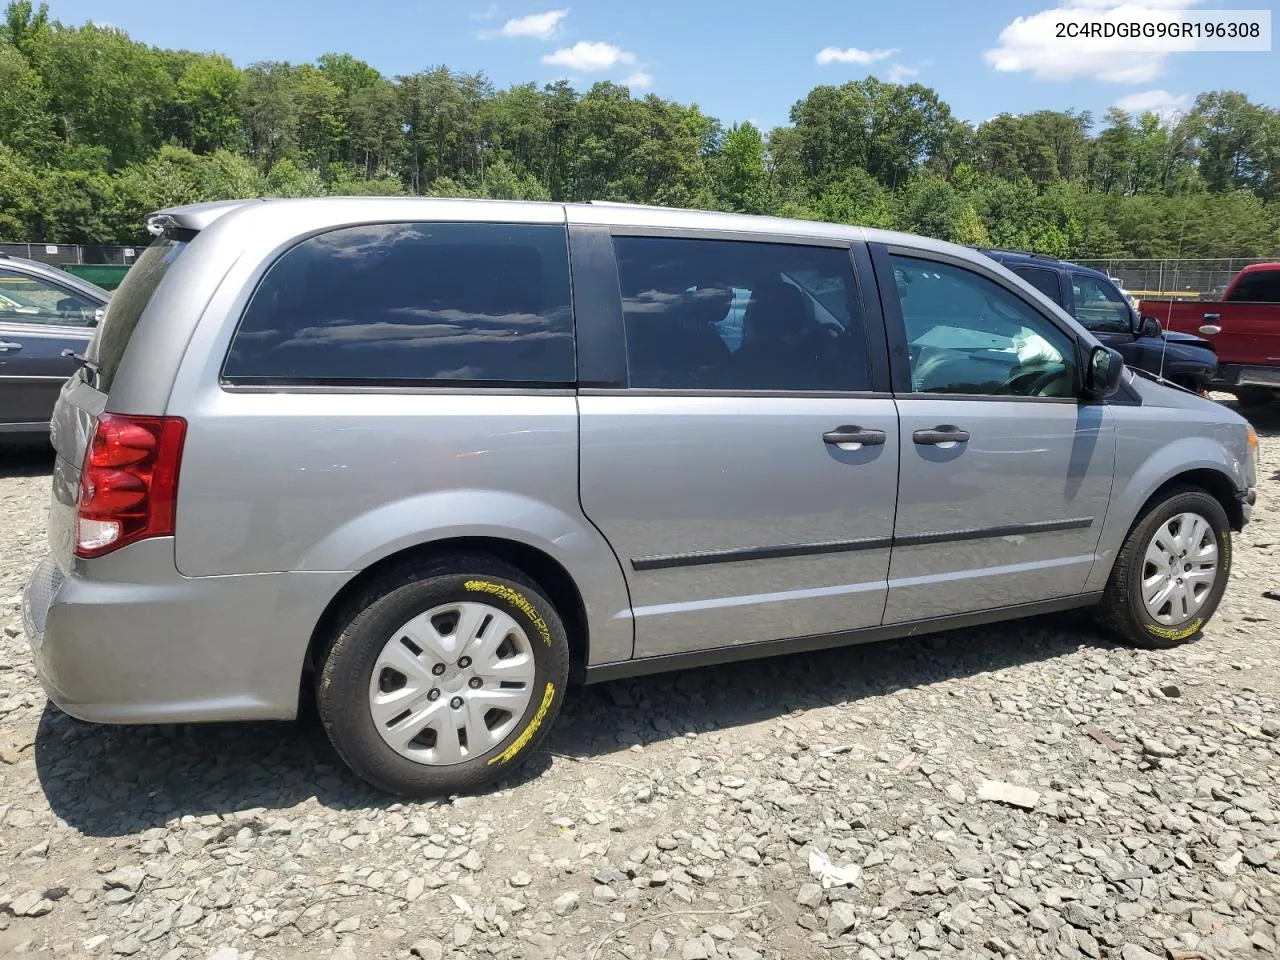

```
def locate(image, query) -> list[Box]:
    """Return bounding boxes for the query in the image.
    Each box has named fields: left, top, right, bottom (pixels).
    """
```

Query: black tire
left=317, top=555, right=570, bottom=797
left=1235, top=387, right=1274, bottom=408
left=1098, top=488, right=1231, bottom=649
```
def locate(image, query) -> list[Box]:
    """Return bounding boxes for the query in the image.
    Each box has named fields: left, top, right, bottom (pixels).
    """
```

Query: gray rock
left=452, top=923, right=472, bottom=948
left=680, top=939, right=709, bottom=960
left=553, top=891, right=580, bottom=916
left=827, top=902, right=858, bottom=936
left=9, top=891, right=53, bottom=917
left=410, top=937, right=444, bottom=960
left=977, top=780, right=1040, bottom=810
left=1118, top=947, right=1160, bottom=960
left=103, top=866, right=145, bottom=893
left=796, top=883, right=823, bottom=908
left=1062, top=902, right=1101, bottom=930
left=650, top=930, right=671, bottom=958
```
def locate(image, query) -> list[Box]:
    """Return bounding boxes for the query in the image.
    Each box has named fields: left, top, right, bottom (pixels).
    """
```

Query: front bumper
left=22, top=540, right=346, bottom=724
left=1238, top=486, right=1257, bottom=525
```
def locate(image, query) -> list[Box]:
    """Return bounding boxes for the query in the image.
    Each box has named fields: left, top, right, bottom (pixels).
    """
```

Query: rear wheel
left=1098, top=489, right=1231, bottom=649
left=1234, top=387, right=1274, bottom=408
left=317, top=556, right=569, bottom=797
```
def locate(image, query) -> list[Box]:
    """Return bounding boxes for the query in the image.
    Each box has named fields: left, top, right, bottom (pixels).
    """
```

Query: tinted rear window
left=1011, top=266, right=1062, bottom=305
left=89, top=237, right=187, bottom=391
left=223, top=222, right=575, bottom=384
left=1227, top=271, right=1280, bottom=303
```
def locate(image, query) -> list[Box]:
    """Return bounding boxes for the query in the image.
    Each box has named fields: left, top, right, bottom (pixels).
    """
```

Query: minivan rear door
left=574, top=223, right=900, bottom=660
left=45, top=236, right=190, bottom=572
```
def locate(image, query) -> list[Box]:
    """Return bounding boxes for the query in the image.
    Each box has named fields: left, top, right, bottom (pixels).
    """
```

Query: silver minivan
left=23, top=198, right=1258, bottom=796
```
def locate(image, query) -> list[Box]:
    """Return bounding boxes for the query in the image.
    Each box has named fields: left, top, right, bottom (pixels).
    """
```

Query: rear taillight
left=76, top=414, right=186, bottom=558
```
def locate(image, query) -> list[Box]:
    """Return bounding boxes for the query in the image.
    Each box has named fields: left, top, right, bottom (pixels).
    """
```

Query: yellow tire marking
left=1145, top=617, right=1203, bottom=642
left=463, top=579, right=552, bottom=645
left=488, top=682, right=556, bottom=765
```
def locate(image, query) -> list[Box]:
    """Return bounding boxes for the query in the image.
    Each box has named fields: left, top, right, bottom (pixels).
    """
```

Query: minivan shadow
left=35, top=612, right=1124, bottom=837
left=0, top=442, right=55, bottom=477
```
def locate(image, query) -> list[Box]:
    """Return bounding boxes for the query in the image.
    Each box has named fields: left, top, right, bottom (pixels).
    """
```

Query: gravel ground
left=1, top=403, right=1278, bottom=960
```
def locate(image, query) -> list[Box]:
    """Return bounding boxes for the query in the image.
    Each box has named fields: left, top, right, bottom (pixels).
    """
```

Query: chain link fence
left=1074, top=258, right=1277, bottom=301
left=0, top=242, right=141, bottom=268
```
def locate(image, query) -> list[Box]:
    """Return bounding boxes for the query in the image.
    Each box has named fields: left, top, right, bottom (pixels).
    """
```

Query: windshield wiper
left=61, top=349, right=101, bottom=387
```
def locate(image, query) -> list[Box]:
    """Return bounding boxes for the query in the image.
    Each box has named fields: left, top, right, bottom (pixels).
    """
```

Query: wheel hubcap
left=367, top=601, right=536, bottom=766
left=1141, top=512, right=1219, bottom=626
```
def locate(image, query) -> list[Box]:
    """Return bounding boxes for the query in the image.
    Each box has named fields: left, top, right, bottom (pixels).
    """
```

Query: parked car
left=0, top=254, right=110, bottom=439
left=24, top=199, right=1257, bottom=797
left=981, top=249, right=1218, bottom=394
left=1140, top=262, right=1280, bottom=406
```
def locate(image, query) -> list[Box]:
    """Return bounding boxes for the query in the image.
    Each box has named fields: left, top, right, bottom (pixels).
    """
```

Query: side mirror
left=92, top=307, right=105, bottom=327
left=1084, top=345, right=1125, bottom=399
left=1139, top=316, right=1162, bottom=339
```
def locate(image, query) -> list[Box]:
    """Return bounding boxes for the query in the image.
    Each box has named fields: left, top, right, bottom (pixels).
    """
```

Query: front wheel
left=317, top=556, right=569, bottom=797
left=1235, top=387, right=1274, bottom=408
left=1098, top=489, right=1231, bottom=649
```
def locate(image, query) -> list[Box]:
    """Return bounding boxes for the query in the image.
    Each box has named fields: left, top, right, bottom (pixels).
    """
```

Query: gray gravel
left=1, top=402, right=1279, bottom=960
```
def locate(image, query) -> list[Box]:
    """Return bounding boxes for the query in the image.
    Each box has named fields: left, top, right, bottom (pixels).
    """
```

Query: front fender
left=300, top=489, right=634, bottom=665
left=1084, top=434, right=1247, bottom=593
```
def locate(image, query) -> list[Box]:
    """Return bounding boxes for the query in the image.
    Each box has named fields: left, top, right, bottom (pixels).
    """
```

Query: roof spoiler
left=145, top=198, right=267, bottom=235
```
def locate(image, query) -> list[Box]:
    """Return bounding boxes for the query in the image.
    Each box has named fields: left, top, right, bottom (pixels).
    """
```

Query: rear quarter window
left=223, top=222, right=575, bottom=385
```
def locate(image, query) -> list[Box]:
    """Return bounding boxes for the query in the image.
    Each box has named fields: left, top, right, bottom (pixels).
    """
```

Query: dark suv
left=982, top=249, right=1218, bottom=393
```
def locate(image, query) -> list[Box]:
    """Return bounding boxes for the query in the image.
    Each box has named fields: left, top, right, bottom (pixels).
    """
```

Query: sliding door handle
left=913, top=425, right=970, bottom=446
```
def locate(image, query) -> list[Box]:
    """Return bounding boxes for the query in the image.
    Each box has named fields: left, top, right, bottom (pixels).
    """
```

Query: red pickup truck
left=1140, top=262, right=1280, bottom=406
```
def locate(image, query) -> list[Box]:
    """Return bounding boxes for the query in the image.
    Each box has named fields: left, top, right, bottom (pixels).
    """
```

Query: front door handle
left=0, top=340, right=22, bottom=353
left=823, top=425, right=887, bottom=449
left=1202, top=312, right=1221, bottom=321
left=913, top=425, right=970, bottom=446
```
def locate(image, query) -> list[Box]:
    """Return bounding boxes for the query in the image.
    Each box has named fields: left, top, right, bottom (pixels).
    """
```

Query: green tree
left=176, top=54, right=243, bottom=153
left=28, top=20, right=174, bottom=167
left=717, top=122, right=768, bottom=214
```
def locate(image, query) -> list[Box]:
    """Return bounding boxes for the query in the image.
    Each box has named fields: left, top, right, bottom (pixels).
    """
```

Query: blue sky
left=50, top=0, right=1278, bottom=130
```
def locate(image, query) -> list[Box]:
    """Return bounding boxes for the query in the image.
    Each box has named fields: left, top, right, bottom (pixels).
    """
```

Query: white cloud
left=625, top=71, right=653, bottom=88
left=887, top=63, right=919, bottom=84
left=815, top=47, right=897, bottom=66
left=542, top=41, right=636, bottom=71
left=1113, top=88, right=1190, bottom=121
left=984, top=2, right=1212, bottom=83
left=470, top=3, right=500, bottom=20
left=498, top=9, right=568, bottom=39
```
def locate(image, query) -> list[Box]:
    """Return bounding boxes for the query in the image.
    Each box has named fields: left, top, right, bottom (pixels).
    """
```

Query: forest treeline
left=2, top=1, right=1278, bottom=257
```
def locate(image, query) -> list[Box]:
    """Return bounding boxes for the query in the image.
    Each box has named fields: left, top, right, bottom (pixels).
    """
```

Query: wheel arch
left=303, top=536, right=592, bottom=691
left=1134, top=468, right=1244, bottom=533
left=1086, top=450, right=1245, bottom=595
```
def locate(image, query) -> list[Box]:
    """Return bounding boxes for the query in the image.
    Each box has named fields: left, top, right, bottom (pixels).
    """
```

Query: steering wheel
left=998, top=367, right=1062, bottom=397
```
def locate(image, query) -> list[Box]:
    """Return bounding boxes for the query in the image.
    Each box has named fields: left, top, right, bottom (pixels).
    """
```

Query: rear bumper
left=23, top=539, right=347, bottom=724
left=1211, top=364, right=1280, bottom=391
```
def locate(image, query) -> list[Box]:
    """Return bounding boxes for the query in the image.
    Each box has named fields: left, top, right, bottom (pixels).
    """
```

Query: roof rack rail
left=977, top=246, right=1062, bottom=263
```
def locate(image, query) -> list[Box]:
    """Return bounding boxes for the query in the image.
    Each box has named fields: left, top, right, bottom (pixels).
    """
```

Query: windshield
left=87, top=236, right=188, bottom=391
